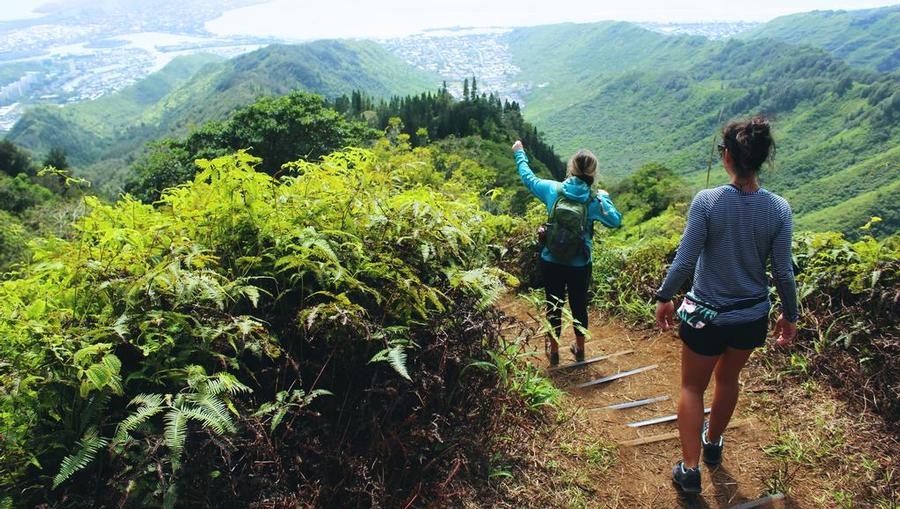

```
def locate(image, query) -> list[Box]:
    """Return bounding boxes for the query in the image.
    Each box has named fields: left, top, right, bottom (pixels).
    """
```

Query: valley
left=0, top=6, right=898, bottom=507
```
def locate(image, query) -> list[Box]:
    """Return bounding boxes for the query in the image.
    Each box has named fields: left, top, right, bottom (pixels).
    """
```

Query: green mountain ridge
left=738, top=4, right=900, bottom=73
left=502, top=20, right=900, bottom=237
left=6, top=40, right=440, bottom=190
left=3, top=7, right=898, bottom=236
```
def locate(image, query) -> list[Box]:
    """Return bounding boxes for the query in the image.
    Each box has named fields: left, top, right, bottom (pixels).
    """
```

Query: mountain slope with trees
left=503, top=20, right=900, bottom=238
left=6, top=40, right=440, bottom=193
left=738, top=4, right=900, bottom=73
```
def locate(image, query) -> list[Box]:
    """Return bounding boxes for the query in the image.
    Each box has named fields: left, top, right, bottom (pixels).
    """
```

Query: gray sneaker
left=702, top=421, right=724, bottom=466
left=671, top=461, right=701, bottom=494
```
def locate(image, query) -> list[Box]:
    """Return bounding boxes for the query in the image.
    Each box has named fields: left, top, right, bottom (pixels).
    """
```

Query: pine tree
left=471, top=76, right=477, bottom=101
left=43, top=147, right=69, bottom=171
left=463, top=78, right=469, bottom=101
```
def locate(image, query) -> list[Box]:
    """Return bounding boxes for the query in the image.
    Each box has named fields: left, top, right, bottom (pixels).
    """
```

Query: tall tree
left=43, top=147, right=69, bottom=171
left=0, top=140, right=34, bottom=176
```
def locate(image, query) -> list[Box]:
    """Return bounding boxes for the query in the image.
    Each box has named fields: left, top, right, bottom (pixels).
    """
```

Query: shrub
left=0, top=147, right=529, bottom=507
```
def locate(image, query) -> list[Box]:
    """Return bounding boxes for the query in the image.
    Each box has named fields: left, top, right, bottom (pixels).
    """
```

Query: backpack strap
left=586, top=191, right=597, bottom=238
left=547, top=182, right=565, bottom=219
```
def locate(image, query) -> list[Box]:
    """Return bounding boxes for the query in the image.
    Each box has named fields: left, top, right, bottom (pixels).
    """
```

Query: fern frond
left=387, top=346, right=411, bottom=381
left=202, top=371, right=250, bottom=396
left=53, top=427, right=109, bottom=488
left=179, top=406, right=228, bottom=435
left=164, top=409, right=188, bottom=472
left=79, top=392, right=111, bottom=434
left=114, top=393, right=164, bottom=444
left=184, top=393, right=236, bottom=433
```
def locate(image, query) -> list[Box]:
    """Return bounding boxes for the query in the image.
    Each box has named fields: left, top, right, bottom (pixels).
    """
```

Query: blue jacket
left=515, top=149, right=622, bottom=267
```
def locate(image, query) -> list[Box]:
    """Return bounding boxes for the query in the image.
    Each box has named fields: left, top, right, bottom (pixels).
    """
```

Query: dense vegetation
left=503, top=21, right=900, bottom=238
left=0, top=140, right=80, bottom=271
left=0, top=137, right=564, bottom=507
left=6, top=41, right=439, bottom=194
left=1, top=7, right=898, bottom=506
left=738, top=5, right=900, bottom=72
left=125, top=85, right=562, bottom=212
left=331, top=85, right=566, bottom=179
left=124, top=92, right=378, bottom=202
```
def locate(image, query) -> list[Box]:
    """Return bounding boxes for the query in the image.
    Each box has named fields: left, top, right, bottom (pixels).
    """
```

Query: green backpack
left=542, top=187, right=594, bottom=260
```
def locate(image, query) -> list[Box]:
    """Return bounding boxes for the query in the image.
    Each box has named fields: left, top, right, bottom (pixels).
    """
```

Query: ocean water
left=202, top=0, right=727, bottom=41
left=202, top=0, right=898, bottom=41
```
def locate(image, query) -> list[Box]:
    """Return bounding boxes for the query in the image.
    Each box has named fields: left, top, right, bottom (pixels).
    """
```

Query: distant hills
left=6, top=40, right=439, bottom=188
left=3, top=6, right=898, bottom=237
left=738, top=5, right=900, bottom=73
left=501, top=18, right=900, bottom=237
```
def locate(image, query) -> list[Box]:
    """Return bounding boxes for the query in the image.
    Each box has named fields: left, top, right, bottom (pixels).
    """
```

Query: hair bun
left=722, top=115, right=775, bottom=176
left=748, top=116, right=770, bottom=140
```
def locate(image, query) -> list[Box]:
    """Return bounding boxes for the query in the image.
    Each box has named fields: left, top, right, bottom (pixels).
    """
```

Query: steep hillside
left=6, top=40, right=440, bottom=183
left=503, top=22, right=900, bottom=236
left=5, top=54, right=223, bottom=165
left=503, top=22, right=715, bottom=120
left=739, top=5, right=900, bottom=73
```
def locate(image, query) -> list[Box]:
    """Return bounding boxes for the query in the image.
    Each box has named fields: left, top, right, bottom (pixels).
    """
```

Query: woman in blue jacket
left=512, top=140, right=622, bottom=366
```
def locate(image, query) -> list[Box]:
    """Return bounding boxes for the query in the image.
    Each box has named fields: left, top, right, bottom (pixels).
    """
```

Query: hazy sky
left=205, top=0, right=899, bottom=40
left=1, top=0, right=898, bottom=37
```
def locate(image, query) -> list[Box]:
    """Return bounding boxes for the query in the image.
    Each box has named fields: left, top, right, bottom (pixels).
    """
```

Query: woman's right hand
left=655, top=300, right=675, bottom=331
left=772, top=314, right=797, bottom=347
left=511, top=140, right=524, bottom=152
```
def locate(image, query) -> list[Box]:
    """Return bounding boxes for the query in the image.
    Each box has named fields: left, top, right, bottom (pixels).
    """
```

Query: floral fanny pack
left=677, top=292, right=769, bottom=329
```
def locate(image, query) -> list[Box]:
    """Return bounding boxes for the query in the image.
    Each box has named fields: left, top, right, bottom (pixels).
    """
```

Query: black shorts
left=679, top=316, right=768, bottom=357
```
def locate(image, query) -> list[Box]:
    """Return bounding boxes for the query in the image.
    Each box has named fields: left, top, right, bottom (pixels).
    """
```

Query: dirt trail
left=499, top=296, right=802, bottom=509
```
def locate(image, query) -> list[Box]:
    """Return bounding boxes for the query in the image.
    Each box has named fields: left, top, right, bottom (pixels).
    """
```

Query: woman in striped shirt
left=655, top=116, right=799, bottom=494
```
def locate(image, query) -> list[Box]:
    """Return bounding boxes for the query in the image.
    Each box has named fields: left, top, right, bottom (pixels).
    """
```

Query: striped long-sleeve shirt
left=657, top=185, right=799, bottom=324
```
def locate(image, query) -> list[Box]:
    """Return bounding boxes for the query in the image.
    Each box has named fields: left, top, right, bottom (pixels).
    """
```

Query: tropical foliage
left=0, top=138, right=550, bottom=506
left=125, top=92, right=377, bottom=201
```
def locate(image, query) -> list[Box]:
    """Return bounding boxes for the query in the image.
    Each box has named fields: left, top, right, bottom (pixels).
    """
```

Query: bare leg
left=575, top=334, right=585, bottom=352
left=678, top=344, right=719, bottom=468
left=707, top=347, right=754, bottom=442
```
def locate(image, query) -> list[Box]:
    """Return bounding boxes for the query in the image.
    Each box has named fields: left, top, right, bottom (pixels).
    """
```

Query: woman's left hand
left=656, top=300, right=675, bottom=330
left=511, top=140, right=524, bottom=152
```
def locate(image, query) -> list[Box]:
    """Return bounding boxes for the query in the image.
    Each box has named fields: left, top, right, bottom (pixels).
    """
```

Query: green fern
left=387, top=346, right=411, bottom=381
left=53, top=427, right=109, bottom=489
left=113, top=393, right=164, bottom=444
left=113, top=369, right=250, bottom=474
left=253, top=389, right=331, bottom=432
left=370, top=342, right=412, bottom=381
left=163, top=409, right=188, bottom=472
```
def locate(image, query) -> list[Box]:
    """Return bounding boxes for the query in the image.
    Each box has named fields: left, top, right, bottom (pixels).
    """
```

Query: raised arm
left=656, top=192, right=709, bottom=301
left=513, top=141, right=557, bottom=206
left=593, top=191, right=623, bottom=229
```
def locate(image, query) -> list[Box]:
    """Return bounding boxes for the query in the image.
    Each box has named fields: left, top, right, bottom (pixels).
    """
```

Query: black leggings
left=541, top=259, right=592, bottom=340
